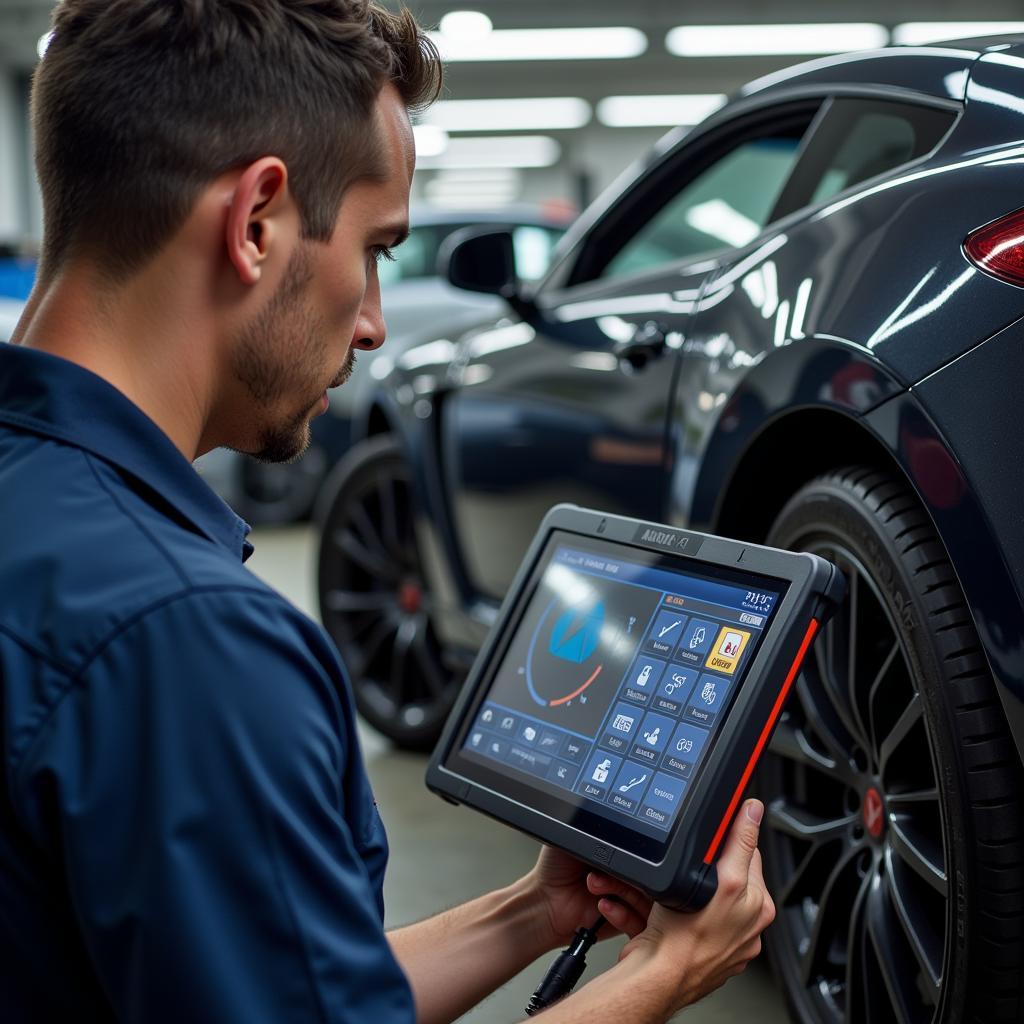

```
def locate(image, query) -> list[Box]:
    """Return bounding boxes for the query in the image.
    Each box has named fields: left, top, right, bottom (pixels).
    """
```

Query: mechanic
left=0, top=2, right=774, bottom=1022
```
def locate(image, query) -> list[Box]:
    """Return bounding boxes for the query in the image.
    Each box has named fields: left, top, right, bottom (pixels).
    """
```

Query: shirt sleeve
left=16, top=586, right=415, bottom=1024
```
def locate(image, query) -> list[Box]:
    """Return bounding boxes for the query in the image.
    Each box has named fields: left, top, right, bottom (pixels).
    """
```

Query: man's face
left=231, top=84, right=414, bottom=463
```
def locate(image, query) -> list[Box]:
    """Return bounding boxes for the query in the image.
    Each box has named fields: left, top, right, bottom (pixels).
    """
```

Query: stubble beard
left=231, top=246, right=349, bottom=465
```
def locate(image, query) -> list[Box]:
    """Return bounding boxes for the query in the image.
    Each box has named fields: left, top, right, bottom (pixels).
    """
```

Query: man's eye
left=371, top=246, right=396, bottom=265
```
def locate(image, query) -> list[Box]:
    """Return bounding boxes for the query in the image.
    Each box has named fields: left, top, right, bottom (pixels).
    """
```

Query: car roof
left=738, top=37, right=1024, bottom=103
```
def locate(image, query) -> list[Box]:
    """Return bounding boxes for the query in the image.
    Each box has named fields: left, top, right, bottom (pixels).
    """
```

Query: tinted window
left=601, top=135, right=805, bottom=280
left=775, top=98, right=955, bottom=215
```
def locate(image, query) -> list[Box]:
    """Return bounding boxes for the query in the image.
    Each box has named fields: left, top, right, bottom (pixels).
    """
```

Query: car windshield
left=378, top=223, right=564, bottom=286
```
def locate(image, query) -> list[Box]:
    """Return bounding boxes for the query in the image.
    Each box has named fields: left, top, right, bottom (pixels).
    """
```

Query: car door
left=441, top=100, right=824, bottom=601
left=672, top=95, right=959, bottom=526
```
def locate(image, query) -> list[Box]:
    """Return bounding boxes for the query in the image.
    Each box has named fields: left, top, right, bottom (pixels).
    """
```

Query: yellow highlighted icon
left=704, top=626, right=751, bottom=675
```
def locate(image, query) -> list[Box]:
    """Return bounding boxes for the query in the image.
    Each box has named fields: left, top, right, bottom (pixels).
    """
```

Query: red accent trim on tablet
left=703, top=618, right=820, bottom=865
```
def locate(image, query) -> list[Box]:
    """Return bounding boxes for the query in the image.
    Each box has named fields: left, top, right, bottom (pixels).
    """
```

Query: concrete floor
left=246, top=525, right=793, bottom=1024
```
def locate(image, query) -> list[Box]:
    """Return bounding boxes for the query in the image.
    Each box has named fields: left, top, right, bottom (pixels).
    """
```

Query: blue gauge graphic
left=526, top=598, right=606, bottom=707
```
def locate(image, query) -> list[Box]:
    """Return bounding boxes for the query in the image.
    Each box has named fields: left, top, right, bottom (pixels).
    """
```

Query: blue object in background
left=0, top=259, right=36, bottom=301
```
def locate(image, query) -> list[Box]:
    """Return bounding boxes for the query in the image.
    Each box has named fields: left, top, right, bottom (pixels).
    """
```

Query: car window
left=600, top=134, right=805, bottom=281
left=379, top=222, right=564, bottom=287
left=774, top=97, right=955, bottom=215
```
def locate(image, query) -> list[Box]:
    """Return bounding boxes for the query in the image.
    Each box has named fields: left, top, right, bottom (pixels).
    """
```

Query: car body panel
left=366, top=41, right=1024, bottom=765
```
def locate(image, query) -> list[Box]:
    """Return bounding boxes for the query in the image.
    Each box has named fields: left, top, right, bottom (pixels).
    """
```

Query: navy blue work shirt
left=0, top=345, right=415, bottom=1023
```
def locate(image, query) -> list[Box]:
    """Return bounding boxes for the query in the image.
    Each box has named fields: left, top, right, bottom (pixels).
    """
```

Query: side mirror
left=438, top=227, right=518, bottom=298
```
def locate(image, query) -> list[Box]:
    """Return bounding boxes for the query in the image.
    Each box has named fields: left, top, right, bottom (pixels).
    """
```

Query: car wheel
left=758, top=467, right=1024, bottom=1024
left=235, top=445, right=328, bottom=526
left=316, top=435, right=463, bottom=749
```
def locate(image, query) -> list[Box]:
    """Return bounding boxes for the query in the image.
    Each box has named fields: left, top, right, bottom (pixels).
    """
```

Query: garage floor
left=247, top=526, right=793, bottom=1023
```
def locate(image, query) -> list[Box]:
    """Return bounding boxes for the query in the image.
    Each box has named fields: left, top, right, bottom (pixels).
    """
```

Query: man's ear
left=225, top=157, right=293, bottom=286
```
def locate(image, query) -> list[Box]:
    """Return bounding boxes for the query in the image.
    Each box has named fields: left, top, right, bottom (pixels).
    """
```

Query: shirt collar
left=0, top=344, right=254, bottom=562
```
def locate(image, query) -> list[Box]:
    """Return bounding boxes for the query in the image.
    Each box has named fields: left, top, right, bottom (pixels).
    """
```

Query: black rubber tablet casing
left=426, top=504, right=846, bottom=911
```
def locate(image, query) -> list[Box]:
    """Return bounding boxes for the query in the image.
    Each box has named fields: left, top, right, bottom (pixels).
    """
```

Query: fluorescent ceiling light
left=597, top=94, right=726, bottom=127
left=413, top=125, right=449, bottom=158
left=417, top=135, right=561, bottom=169
left=421, top=97, right=590, bottom=132
left=893, top=22, right=1024, bottom=45
left=438, top=11, right=493, bottom=38
left=429, top=27, right=646, bottom=62
left=666, top=23, right=888, bottom=56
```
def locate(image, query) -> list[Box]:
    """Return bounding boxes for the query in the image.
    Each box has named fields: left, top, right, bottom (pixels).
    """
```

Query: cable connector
left=525, top=916, right=604, bottom=1016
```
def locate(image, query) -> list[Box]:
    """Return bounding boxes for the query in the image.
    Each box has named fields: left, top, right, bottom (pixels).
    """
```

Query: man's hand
left=523, top=844, right=653, bottom=950
left=618, top=798, right=775, bottom=1010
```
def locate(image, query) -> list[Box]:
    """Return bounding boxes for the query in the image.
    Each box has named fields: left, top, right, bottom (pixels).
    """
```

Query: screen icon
left=592, top=758, right=612, bottom=784
left=612, top=713, right=635, bottom=733
left=549, top=601, right=605, bottom=664
left=618, top=772, right=648, bottom=794
left=701, top=679, right=718, bottom=706
left=642, top=725, right=661, bottom=746
left=704, top=626, right=751, bottom=674
left=636, top=664, right=652, bottom=687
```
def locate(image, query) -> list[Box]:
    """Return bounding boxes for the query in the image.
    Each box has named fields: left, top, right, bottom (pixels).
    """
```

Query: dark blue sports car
left=317, top=37, right=1024, bottom=1024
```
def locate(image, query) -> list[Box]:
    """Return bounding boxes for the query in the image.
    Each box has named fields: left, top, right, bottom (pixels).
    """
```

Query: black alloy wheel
left=236, top=444, right=328, bottom=525
left=316, top=435, right=464, bottom=749
left=758, top=467, right=1024, bottom=1024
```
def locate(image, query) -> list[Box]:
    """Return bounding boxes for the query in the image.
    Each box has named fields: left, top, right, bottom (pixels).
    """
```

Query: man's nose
left=352, top=291, right=386, bottom=352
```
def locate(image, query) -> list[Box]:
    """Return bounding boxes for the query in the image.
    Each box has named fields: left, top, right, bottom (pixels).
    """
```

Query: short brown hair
left=32, top=0, right=442, bottom=283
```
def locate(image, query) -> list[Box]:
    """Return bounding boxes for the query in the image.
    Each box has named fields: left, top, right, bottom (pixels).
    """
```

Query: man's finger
left=716, top=798, right=763, bottom=885
left=588, top=873, right=653, bottom=919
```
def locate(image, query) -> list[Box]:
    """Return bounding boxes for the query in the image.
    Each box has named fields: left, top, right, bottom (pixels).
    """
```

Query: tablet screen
left=445, top=531, right=786, bottom=860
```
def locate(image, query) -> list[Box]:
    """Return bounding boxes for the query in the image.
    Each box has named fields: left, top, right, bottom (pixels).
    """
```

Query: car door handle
left=615, top=321, right=667, bottom=372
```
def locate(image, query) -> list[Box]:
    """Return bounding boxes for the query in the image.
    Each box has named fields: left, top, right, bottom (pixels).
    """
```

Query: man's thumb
left=718, top=798, right=764, bottom=876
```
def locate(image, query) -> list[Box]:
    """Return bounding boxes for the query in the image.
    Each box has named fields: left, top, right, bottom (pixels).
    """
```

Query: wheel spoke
left=867, top=639, right=901, bottom=757
left=377, top=475, right=405, bottom=561
left=349, top=500, right=394, bottom=564
left=793, top=671, right=858, bottom=786
left=412, top=620, right=450, bottom=699
left=769, top=717, right=839, bottom=776
left=351, top=617, right=395, bottom=681
left=333, top=527, right=399, bottom=582
left=883, top=849, right=943, bottom=999
left=816, top=609, right=870, bottom=752
left=844, top=868, right=873, bottom=1023
left=767, top=798, right=856, bottom=843
left=845, top=569, right=874, bottom=748
left=889, top=817, right=947, bottom=896
left=866, top=874, right=931, bottom=1024
left=389, top=618, right=417, bottom=705
left=800, top=843, right=863, bottom=986
left=879, top=692, right=923, bottom=778
left=887, top=787, right=940, bottom=808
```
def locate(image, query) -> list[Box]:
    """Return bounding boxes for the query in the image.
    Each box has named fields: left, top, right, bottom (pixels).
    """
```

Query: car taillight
left=964, top=208, right=1024, bottom=286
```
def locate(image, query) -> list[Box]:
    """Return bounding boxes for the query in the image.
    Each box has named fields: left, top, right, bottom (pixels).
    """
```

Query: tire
left=235, top=444, right=327, bottom=526
left=758, top=466, right=1024, bottom=1024
left=316, top=435, right=464, bottom=750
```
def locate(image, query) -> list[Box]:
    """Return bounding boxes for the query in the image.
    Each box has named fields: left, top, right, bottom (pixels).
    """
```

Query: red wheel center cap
left=862, top=786, right=886, bottom=839
left=398, top=581, right=422, bottom=614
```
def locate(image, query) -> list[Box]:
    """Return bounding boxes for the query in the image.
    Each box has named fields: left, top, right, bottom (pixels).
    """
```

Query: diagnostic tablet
left=426, top=505, right=845, bottom=910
